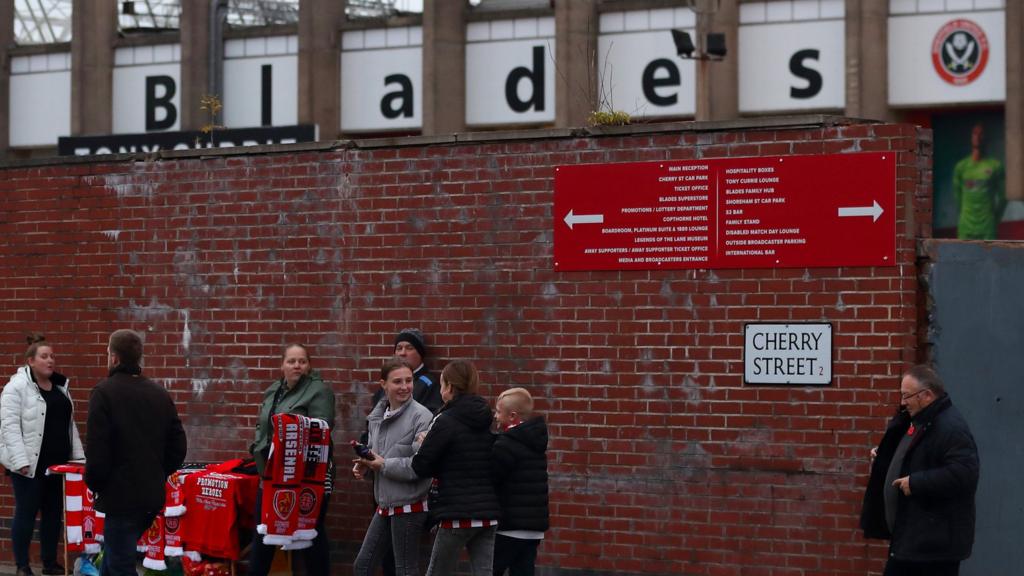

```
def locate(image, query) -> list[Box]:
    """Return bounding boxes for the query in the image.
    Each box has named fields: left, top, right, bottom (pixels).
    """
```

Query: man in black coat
left=85, top=330, right=187, bottom=576
left=492, top=388, right=549, bottom=576
left=861, top=365, right=979, bottom=576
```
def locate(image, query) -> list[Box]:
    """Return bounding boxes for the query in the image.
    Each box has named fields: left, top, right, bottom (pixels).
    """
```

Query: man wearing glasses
left=860, top=365, right=980, bottom=576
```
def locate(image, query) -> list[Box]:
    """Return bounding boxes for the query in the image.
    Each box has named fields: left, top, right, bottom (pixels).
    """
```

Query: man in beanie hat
left=385, top=328, right=442, bottom=413
left=364, top=329, right=442, bottom=429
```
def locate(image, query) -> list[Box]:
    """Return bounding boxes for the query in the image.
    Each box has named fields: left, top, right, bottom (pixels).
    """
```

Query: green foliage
left=199, top=94, right=225, bottom=146
left=588, top=110, right=631, bottom=127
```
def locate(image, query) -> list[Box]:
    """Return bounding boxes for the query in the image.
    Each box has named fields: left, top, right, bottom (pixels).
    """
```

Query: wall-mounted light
left=671, top=29, right=696, bottom=59
left=706, top=33, right=727, bottom=59
left=670, top=29, right=728, bottom=61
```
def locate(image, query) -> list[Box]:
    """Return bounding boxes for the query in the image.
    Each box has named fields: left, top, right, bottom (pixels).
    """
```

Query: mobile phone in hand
left=351, top=440, right=372, bottom=459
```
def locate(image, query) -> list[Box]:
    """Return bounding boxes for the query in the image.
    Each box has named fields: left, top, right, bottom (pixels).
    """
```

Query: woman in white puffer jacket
left=0, top=334, right=84, bottom=576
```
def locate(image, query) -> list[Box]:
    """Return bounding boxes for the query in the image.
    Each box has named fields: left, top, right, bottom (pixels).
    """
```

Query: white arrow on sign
left=837, top=200, right=883, bottom=222
left=563, top=210, right=604, bottom=230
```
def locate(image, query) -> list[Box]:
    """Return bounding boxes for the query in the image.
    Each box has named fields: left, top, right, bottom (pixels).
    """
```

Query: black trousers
left=248, top=487, right=331, bottom=576
left=883, top=557, right=959, bottom=576
left=10, top=471, right=63, bottom=569
left=492, top=534, right=540, bottom=576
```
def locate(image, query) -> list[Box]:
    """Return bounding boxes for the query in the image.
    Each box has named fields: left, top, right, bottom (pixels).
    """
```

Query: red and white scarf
left=140, top=513, right=167, bottom=571
left=377, top=500, right=428, bottom=517
left=257, top=413, right=310, bottom=546
left=47, top=463, right=102, bottom=554
left=282, top=417, right=331, bottom=550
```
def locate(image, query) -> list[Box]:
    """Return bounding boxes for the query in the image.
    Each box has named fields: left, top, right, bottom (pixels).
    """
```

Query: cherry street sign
left=744, top=323, right=833, bottom=385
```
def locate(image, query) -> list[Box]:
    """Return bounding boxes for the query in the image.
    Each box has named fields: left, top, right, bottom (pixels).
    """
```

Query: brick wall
left=0, top=118, right=930, bottom=575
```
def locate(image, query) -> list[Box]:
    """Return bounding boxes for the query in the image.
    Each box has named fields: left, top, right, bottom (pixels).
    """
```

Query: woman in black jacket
left=411, top=360, right=500, bottom=576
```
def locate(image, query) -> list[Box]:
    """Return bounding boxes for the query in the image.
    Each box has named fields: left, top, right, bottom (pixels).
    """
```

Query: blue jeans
left=101, top=511, right=156, bottom=576
left=353, top=511, right=427, bottom=576
left=426, top=525, right=496, bottom=576
left=9, top=471, right=63, bottom=569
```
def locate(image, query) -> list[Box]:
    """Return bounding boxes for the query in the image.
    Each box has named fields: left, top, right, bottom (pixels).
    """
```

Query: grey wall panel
left=929, top=241, right=1024, bottom=575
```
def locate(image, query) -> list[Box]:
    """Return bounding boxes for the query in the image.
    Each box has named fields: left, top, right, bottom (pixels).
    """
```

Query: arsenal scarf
left=281, top=417, right=330, bottom=549
left=257, top=413, right=310, bottom=546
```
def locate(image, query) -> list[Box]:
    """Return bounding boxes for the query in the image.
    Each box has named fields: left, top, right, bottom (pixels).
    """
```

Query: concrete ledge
left=339, top=14, right=423, bottom=29
left=157, top=138, right=343, bottom=160
left=919, top=238, right=1024, bottom=260
left=223, top=24, right=299, bottom=39
left=597, top=0, right=696, bottom=12
left=465, top=7, right=555, bottom=21
left=0, top=114, right=885, bottom=169
left=113, top=30, right=181, bottom=47
left=585, top=114, right=877, bottom=136
left=7, top=42, right=72, bottom=56
left=353, top=134, right=457, bottom=148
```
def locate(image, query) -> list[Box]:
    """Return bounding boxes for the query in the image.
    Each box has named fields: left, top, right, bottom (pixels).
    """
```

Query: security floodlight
left=671, top=29, right=727, bottom=61
left=707, top=33, right=727, bottom=58
left=671, top=29, right=695, bottom=59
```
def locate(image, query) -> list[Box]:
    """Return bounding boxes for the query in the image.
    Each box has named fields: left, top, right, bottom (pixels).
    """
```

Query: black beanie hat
left=394, top=328, right=426, bottom=358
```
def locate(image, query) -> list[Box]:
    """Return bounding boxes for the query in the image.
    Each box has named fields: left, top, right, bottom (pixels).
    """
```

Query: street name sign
left=553, top=152, right=896, bottom=271
left=744, top=323, right=833, bottom=385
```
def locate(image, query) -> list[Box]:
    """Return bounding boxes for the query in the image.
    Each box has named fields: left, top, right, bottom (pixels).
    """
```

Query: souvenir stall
left=46, top=415, right=330, bottom=576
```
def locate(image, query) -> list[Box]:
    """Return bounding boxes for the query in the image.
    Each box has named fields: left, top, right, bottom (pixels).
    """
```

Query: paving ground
left=0, top=561, right=147, bottom=575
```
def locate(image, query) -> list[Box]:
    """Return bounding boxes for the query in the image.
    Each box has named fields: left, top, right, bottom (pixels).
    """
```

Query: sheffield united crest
left=932, top=19, right=989, bottom=86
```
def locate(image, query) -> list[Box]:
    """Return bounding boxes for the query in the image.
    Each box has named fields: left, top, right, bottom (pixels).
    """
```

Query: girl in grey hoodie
left=352, top=358, right=434, bottom=576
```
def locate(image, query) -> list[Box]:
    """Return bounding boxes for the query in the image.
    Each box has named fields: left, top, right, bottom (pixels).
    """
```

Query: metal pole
left=696, top=10, right=710, bottom=120
left=693, top=0, right=718, bottom=121
left=208, top=0, right=228, bottom=121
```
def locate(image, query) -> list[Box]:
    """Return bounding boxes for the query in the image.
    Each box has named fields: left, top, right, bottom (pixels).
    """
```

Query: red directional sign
left=554, top=152, right=896, bottom=271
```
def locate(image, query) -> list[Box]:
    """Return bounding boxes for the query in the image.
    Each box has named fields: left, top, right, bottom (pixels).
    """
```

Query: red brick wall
left=0, top=120, right=930, bottom=575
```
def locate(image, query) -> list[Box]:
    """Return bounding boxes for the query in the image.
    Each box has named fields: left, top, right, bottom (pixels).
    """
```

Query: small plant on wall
left=585, top=41, right=630, bottom=127
left=199, top=94, right=225, bottom=146
left=587, top=110, right=631, bottom=127
left=547, top=24, right=631, bottom=128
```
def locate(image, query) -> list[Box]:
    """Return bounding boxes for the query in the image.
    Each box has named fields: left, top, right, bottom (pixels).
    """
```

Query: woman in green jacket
left=248, top=343, right=335, bottom=576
